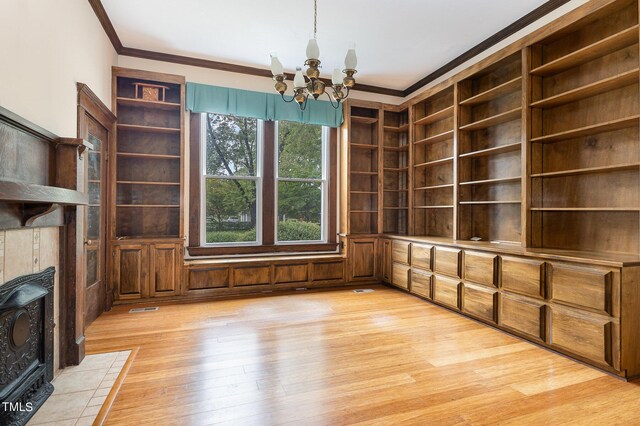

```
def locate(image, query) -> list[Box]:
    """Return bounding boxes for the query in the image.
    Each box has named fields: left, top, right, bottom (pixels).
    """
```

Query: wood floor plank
left=84, top=285, right=640, bottom=425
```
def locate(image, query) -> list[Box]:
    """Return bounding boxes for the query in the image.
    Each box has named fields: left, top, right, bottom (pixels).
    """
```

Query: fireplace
left=0, top=267, right=55, bottom=425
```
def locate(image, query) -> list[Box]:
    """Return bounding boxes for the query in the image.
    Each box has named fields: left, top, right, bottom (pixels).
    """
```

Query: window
left=202, top=114, right=261, bottom=245
left=192, top=113, right=337, bottom=255
left=276, top=121, right=327, bottom=243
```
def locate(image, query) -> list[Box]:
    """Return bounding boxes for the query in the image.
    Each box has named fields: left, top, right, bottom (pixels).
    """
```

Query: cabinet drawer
left=551, top=264, right=615, bottom=316
left=392, top=241, right=411, bottom=265
left=502, top=256, right=545, bottom=299
left=464, top=251, right=498, bottom=287
left=411, top=270, right=432, bottom=299
left=434, top=247, right=461, bottom=278
left=501, top=294, right=545, bottom=342
left=392, top=263, right=411, bottom=290
left=411, top=244, right=432, bottom=271
left=462, top=283, right=497, bottom=323
left=550, top=307, right=616, bottom=367
left=433, top=275, right=460, bottom=309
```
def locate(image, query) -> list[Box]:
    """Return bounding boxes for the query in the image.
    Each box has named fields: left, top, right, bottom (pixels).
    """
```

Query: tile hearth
left=28, top=350, right=131, bottom=425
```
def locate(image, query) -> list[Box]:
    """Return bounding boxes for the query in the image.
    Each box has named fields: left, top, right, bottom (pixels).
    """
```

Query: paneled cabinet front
left=112, top=242, right=182, bottom=301
left=349, top=238, right=378, bottom=281
left=113, top=244, right=149, bottom=300
left=149, top=243, right=182, bottom=297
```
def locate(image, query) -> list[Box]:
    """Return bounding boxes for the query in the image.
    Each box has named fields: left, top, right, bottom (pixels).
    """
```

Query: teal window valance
left=186, top=82, right=343, bottom=127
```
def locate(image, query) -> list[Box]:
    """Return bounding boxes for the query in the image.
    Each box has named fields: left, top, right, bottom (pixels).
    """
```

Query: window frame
left=188, top=113, right=338, bottom=256
left=199, top=115, right=263, bottom=247
left=274, top=122, right=329, bottom=245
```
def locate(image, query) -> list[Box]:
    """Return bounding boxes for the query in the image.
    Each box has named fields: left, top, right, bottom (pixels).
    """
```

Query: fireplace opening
left=0, top=267, right=55, bottom=426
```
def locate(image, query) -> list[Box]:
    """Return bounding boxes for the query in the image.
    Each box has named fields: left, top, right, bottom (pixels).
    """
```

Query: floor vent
left=353, top=289, right=374, bottom=293
left=295, top=288, right=308, bottom=291
left=129, top=307, right=159, bottom=313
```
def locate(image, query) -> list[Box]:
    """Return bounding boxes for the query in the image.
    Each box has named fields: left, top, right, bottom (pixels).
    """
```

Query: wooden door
left=149, top=243, right=181, bottom=297
left=83, top=115, right=109, bottom=326
left=113, top=244, right=149, bottom=300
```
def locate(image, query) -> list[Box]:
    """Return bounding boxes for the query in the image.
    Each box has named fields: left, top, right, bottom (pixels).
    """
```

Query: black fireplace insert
left=0, top=267, right=55, bottom=426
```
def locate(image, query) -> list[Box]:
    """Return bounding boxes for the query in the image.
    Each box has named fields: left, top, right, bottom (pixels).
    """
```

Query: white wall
left=0, top=0, right=117, bottom=136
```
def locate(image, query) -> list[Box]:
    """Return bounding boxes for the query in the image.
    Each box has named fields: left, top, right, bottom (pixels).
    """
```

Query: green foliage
left=278, top=121, right=322, bottom=179
left=278, top=220, right=321, bottom=241
left=206, top=221, right=321, bottom=243
left=205, top=113, right=258, bottom=227
left=207, top=228, right=257, bottom=243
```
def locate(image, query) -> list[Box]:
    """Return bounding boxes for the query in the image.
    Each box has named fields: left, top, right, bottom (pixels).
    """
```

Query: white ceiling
left=102, top=0, right=549, bottom=90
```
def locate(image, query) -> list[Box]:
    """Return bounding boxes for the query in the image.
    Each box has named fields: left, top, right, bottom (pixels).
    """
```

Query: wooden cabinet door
left=149, top=243, right=182, bottom=297
left=113, top=244, right=149, bottom=300
left=349, top=238, right=377, bottom=281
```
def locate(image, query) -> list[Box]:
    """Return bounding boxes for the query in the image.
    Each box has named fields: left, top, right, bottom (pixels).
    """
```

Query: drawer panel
left=274, top=263, right=308, bottom=284
left=433, top=275, right=460, bottom=309
left=434, top=247, right=461, bottom=278
left=411, top=270, right=432, bottom=299
left=502, top=256, right=545, bottom=299
left=392, top=263, right=411, bottom=290
left=462, top=283, right=497, bottom=323
left=411, top=244, right=433, bottom=271
left=551, top=264, right=614, bottom=315
left=392, top=241, right=411, bottom=265
left=550, top=307, right=615, bottom=367
left=464, top=251, right=498, bottom=287
left=234, top=265, right=271, bottom=286
left=312, top=261, right=344, bottom=282
left=188, top=267, right=230, bottom=290
left=501, top=294, right=545, bottom=342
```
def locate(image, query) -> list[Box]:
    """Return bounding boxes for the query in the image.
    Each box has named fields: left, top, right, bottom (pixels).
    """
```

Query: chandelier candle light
left=270, top=0, right=358, bottom=110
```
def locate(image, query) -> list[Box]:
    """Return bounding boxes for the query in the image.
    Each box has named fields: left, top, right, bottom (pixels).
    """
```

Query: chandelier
left=269, top=0, right=358, bottom=110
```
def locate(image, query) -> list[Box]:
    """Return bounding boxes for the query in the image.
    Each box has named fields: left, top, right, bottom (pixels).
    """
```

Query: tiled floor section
left=28, top=350, right=131, bottom=425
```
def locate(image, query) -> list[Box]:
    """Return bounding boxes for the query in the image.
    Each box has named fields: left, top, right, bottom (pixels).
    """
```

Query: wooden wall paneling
left=311, top=259, right=345, bottom=284
left=621, top=266, right=640, bottom=377
left=184, top=266, right=230, bottom=293
left=233, top=264, right=271, bottom=287
left=274, top=263, right=309, bottom=285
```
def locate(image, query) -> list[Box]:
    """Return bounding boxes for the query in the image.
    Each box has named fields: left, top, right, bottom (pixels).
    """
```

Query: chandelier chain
left=313, top=0, right=317, bottom=39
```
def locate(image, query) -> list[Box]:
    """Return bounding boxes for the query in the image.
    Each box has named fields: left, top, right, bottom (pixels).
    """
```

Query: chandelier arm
left=324, top=90, right=341, bottom=110
left=280, top=93, right=298, bottom=103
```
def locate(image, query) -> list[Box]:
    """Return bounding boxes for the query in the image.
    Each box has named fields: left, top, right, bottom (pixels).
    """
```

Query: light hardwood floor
left=85, top=285, right=640, bottom=425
